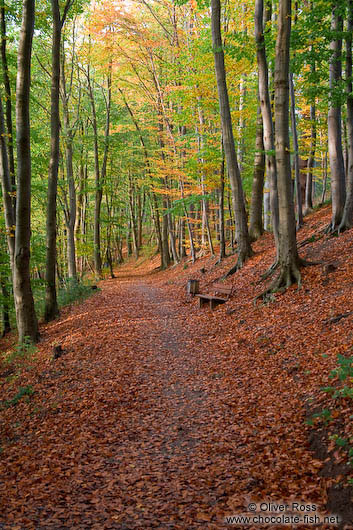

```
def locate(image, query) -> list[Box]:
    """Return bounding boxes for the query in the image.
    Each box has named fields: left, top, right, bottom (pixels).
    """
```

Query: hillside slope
left=0, top=205, right=353, bottom=528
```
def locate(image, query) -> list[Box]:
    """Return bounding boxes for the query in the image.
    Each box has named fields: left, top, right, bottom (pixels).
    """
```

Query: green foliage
left=2, top=386, right=34, bottom=409
left=167, top=193, right=215, bottom=216
left=321, top=355, right=353, bottom=399
left=57, top=279, right=100, bottom=308
left=5, top=337, right=37, bottom=365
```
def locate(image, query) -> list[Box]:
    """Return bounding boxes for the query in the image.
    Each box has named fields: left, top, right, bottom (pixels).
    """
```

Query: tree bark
left=328, top=2, right=346, bottom=230
left=339, top=0, right=353, bottom=231
left=289, top=72, right=303, bottom=228
left=211, top=0, right=252, bottom=274
left=249, top=102, right=265, bottom=240
left=44, top=0, right=61, bottom=322
left=254, top=0, right=279, bottom=245
left=272, top=0, right=302, bottom=289
left=0, top=96, right=15, bottom=262
left=0, top=1, right=15, bottom=203
left=305, top=100, right=316, bottom=213
left=13, top=0, right=39, bottom=343
left=219, top=140, right=226, bottom=259
left=87, top=61, right=103, bottom=278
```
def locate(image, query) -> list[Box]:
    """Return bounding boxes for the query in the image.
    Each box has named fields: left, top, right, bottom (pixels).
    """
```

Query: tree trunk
left=255, top=0, right=279, bottom=245
left=87, top=63, right=103, bottom=278
left=339, top=0, right=353, bottom=231
left=0, top=96, right=15, bottom=262
left=13, top=0, right=39, bottom=343
left=161, top=197, right=171, bottom=268
left=305, top=100, right=316, bottom=213
left=328, top=2, right=346, bottom=230
left=0, top=1, right=15, bottom=204
left=289, top=72, right=303, bottom=228
left=211, top=0, right=252, bottom=273
left=272, top=0, right=302, bottom=289
left=219, top=140, right=226, bottom=259
left=44, top=0, right=61, bottom=322
left=249, top=102, right=265, bottom=240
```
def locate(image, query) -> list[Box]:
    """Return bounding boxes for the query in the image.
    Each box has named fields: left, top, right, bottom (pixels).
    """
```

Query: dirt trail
left=0, top=265, right=329, bottom=529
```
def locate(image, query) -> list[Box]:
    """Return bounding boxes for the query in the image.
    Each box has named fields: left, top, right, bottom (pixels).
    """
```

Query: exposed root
left=254, top=261, right=302, bottom=305
left=297, top=231, right=325, bottom=248
left=301, top=259, right=323, bottom=267
left=260, top=260, right=279, bottom=282
left=337, top=221, right=353, bottom=235
left=223, top=249, right=252, bottom=278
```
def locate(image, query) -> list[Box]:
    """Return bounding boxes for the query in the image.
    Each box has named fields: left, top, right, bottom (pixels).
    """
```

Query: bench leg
left=199, top=297, right=206, bottom=308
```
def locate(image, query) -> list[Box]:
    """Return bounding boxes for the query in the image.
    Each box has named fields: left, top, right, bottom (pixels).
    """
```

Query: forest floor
left=1, top=205, right=353, bottom=529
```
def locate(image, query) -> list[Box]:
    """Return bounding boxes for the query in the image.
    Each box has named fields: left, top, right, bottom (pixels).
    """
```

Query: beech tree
left=339, top=0, right=353, bottom=231
left=328, top=1, right=346, bottom=231
left=254, top=0, right=279, bottom=248
left=211, top=0, right=252, bottom=273
left=45, top=0, right=72, bottom=323
left=264, top=0, right=302, bottom=292
left=13, top=0, right=39, bottom=343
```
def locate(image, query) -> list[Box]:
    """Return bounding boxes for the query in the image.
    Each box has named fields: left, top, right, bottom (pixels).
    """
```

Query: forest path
left=0, top=264, right=325, bottom=529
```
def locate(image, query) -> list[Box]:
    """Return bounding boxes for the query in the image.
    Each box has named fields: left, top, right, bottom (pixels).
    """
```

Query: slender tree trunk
left=321, top=150, right=328, bottom=205
left=219, top=141, right=226, bottom=259
left=289, top=72, right=303, bottom=228
left=44, top=0, right=61, bottom=321
left=0, top=1, right=15, bottom=203
left=13, top=0, right=39, bottom=342
left=161, top=198, right=171, bottom=268
left=0, top=96, right=15, bottom=262
left=87, top=64, right=103, bottom=277
left=249, top=102, right=265, bottom=240
left=272, top=0, right=302, bottom=289
left=211, top=0, right=252, bottom=274
left=198, top=107, right=214, bottom=256
left=339, top=0, right=353, bottom=231
left=328, top=2, right=346, bottom=230
left=255, top=0, right=279, bottom=246
left=305, top=100, right=316, bottom=213
left=65, top=140, right=77, bottom=279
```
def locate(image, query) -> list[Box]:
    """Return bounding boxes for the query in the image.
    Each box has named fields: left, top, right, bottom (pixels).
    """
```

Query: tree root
left=254, top=261, right=303, bottom=305
left=260, top=260, right=279, bottom=281
left=223, top=249, right=253, bottom=278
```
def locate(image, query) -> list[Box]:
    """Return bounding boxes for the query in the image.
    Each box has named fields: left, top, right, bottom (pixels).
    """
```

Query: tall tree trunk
left=198, top=106, right=214, bottom=256
left=328, top=2, right=346, bottom=230
left=87, top=64, right=103, bottom=278
left=44, top=0, right=61, bottom=322
left=289, top=72, right=303, bottom=228
left=161, top=197, right=171, bottom=268
left=211, top=0, right=252, bottom=274
left=13, top=0, right=39, bottom=343
left=0, top=1, right=15, bottom=203
left=271, top=0, right=302, bottom=290
left=249, top=102, right=265, bottom=240
left=255, top=0, right=279, bottom=246
left=0, top=96, right=15, bottom=262
left=219, top=140, right=226, bottom=259
left=339, top=0, right=353, bottom=231
left=305, top=100, right=316, bottom=213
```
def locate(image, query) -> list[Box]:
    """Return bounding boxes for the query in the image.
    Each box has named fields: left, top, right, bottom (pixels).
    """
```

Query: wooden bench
left=195, top=283, right=233, bottom=310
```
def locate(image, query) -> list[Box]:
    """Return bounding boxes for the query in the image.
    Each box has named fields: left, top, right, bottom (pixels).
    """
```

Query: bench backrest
left=213, top=283, right=232, bottom=297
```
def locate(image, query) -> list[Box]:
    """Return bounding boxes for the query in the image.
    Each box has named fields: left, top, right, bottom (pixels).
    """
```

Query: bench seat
left=195, top=283, right=233, bottom=309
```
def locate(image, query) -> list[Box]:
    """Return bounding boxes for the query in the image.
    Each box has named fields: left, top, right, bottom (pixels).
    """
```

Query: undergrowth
left=34, top=278, right=100, bottom=320
left=308, top=354, right=353, bottom=469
